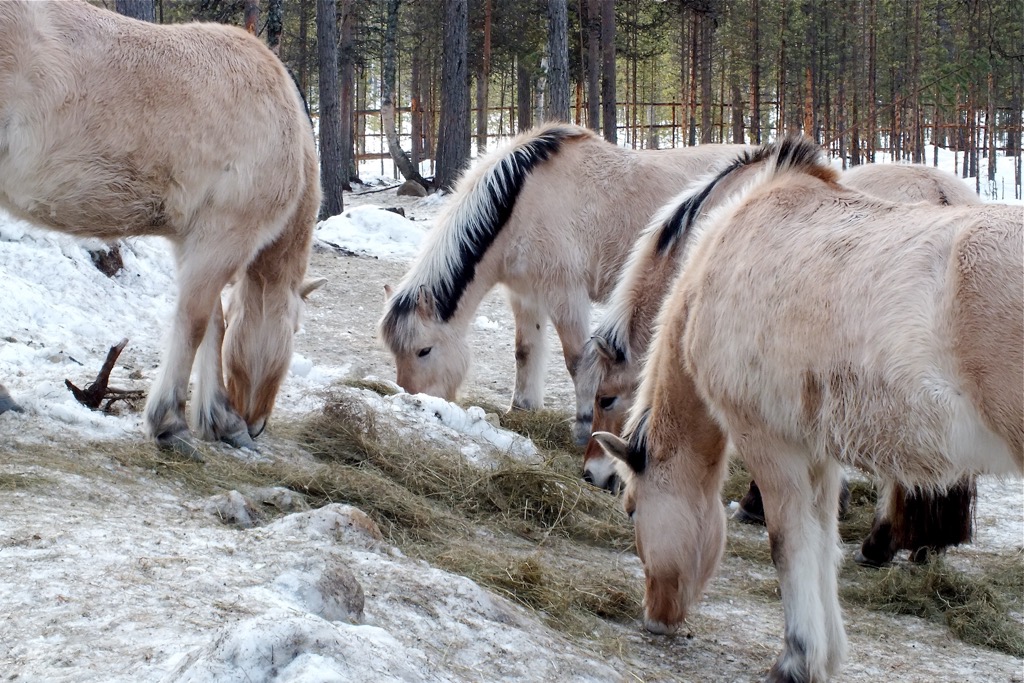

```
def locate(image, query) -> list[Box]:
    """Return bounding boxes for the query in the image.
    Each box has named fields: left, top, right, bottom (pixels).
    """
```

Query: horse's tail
left=649, top=135, right=836, bottom=259
left=381, top=123, right=594, bottom=348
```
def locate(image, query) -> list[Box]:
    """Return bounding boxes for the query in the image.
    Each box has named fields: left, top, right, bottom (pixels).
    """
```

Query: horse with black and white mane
left=576, top=150, right=983, bottom=565
left=379, top=123, right=747, bottom=410
left=576, top=158, right=984, bottom=487
left=0, top=0, right=320, bottom=451
left=594, top=136, right=1021, bottom=682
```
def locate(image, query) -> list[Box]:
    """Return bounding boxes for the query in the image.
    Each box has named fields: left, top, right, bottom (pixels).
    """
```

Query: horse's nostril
left=582, top=470, right=595, bottom=485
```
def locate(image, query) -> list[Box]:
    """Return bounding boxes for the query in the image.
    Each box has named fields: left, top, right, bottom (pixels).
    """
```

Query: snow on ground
left=1, top=146, right=1022, bottom=682
left=315, top=205, right=428, bottom=261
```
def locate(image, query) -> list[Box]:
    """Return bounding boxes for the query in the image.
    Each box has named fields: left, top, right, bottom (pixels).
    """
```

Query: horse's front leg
left=745, top=439, right=845, bottom=683
left=508, top=292, right=549, bottom=410
left=144, top=242, right=245, bottom=455
left=191, top=296, right=254, bottom=448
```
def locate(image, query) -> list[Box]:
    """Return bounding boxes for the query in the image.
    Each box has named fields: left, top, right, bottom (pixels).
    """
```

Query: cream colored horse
left=595, top=136, right=1021, bottom=682
left=578, top=158, right=982, bottom=489
left=0, top=1, right=319, bottom=451
left=379, top=123, right=747, bottom=409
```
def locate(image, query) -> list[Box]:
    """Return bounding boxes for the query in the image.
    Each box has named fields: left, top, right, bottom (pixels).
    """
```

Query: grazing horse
left=577, top=155, right=982, bottom=567
left=379, top=123, right=747, bottom=409
left=577, top=160, right=983, bottom=487
left=0, top=1, right=320, bottom=451
left=594, top=136, right=1021, bottom=682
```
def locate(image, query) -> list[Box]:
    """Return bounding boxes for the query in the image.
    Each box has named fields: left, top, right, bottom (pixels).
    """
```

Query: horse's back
left=842, top=163, right=980, bottom=207
left=681, top=178, right=1021, bottom=482
left=0, top=0, right=311, bottom=241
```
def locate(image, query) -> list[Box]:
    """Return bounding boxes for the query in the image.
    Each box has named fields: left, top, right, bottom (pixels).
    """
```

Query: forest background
left=105, top=0, right=1023, bottom=203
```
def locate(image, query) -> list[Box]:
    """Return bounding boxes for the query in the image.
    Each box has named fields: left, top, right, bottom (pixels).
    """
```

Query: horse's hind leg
left=191, top=297, right=254, bottom=448
left=508, top=293, right=549, bottom=410
left=145, top=240, right=248, bottom=453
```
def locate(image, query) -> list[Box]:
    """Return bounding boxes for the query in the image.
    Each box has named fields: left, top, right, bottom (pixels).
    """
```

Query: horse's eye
left=598, top=395, right=617, bottom=410
left=417, top=347, right=432, bottom=358
left=626, top=506, right=636, bottom=521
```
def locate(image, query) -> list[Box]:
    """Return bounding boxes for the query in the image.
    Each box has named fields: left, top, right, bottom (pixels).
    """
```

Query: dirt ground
left=290, top=187, right=1024, bottom=683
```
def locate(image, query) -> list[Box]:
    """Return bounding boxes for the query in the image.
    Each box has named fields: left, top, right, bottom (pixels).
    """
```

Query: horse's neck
left=446, top=259, right=499, bottom=327
left=644, top=309, right=727, bottom=480
left=628, top=247, right=685, bottom=357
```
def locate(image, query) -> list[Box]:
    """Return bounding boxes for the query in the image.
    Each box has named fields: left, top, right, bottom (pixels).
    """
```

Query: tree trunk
left=699, top=11, right=714, bottom=144
left=600, top=0, right=616, bottom=143
left=381, top=0, right=427, bottom=186
left=586, top=0, right=601, bottom=131
left=476, top=0, right=492, bottom=153
left=244, top=0, right=258, bottom=34
left=338, top=0, right=356, bottom=186
left=435, top=0, right=470, bottom=191
left=517, top=59, right=533, bottom=132
left=411, top=47, right=424, bottom=168
left=547, top=0, right=570, bottom=122
left=267, top=0, right=283, bottom=54
left=730, top=78, right=744, bottom=145
left=749, top=0, right=761, bottom=144
left=298, top=0, right=309, bottom=99
left=317, top=0, right=344, bottom=218
left=867, top=0, right=877, bottom=162
left=910, top=0, right=923, bottom=162
left=115, top=0, right=154, bottom=21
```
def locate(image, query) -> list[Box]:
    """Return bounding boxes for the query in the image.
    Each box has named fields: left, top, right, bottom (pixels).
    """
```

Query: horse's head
left=380, top=284, right=470, bottom=402
left=592, top=413, right=727, bottom=634
left=581, top=334, right=639, bottom=491
left=222, top=269, right=325, bottom=440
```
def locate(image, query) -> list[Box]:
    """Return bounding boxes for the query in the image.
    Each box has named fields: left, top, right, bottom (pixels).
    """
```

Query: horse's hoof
left=733, top=506, right=766, bottom=526
left=247, top=417, right=266, bottom=440
left=0, top=392, right=24, bottom=415
left=221, top=427, right=257, bottom=450
left=853, top=548, right=889, bottom=569
left=909, top=546, right=940, bottom=564
left=156, top=430, right=204, bottom=462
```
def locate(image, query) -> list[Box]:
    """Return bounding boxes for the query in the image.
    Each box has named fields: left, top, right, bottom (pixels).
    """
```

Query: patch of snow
left=315, top=206, right=427, bottom=261
left=473, top=315, right=501, bottom=332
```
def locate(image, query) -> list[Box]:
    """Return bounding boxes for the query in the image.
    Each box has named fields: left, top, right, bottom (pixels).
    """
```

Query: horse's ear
left=593, top=336, right=626, bottom=364
left=415, top=285, right=437, bottom=320
left=592, top=431, right=631, bottom=467
left=300, top=277, right=328, bottom=300
left=384, top=283, right=394, bottom=301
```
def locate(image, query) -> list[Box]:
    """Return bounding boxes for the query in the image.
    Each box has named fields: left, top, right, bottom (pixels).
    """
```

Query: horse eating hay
left=576, top=152, right=983, bottom=569
left=577, top=159, right=984, bottom=489
left=0, top=1, right=320, bottom=451
left=594, top=136, right=1022, bottom=682
left=379, top=123, right=747, bottom=410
